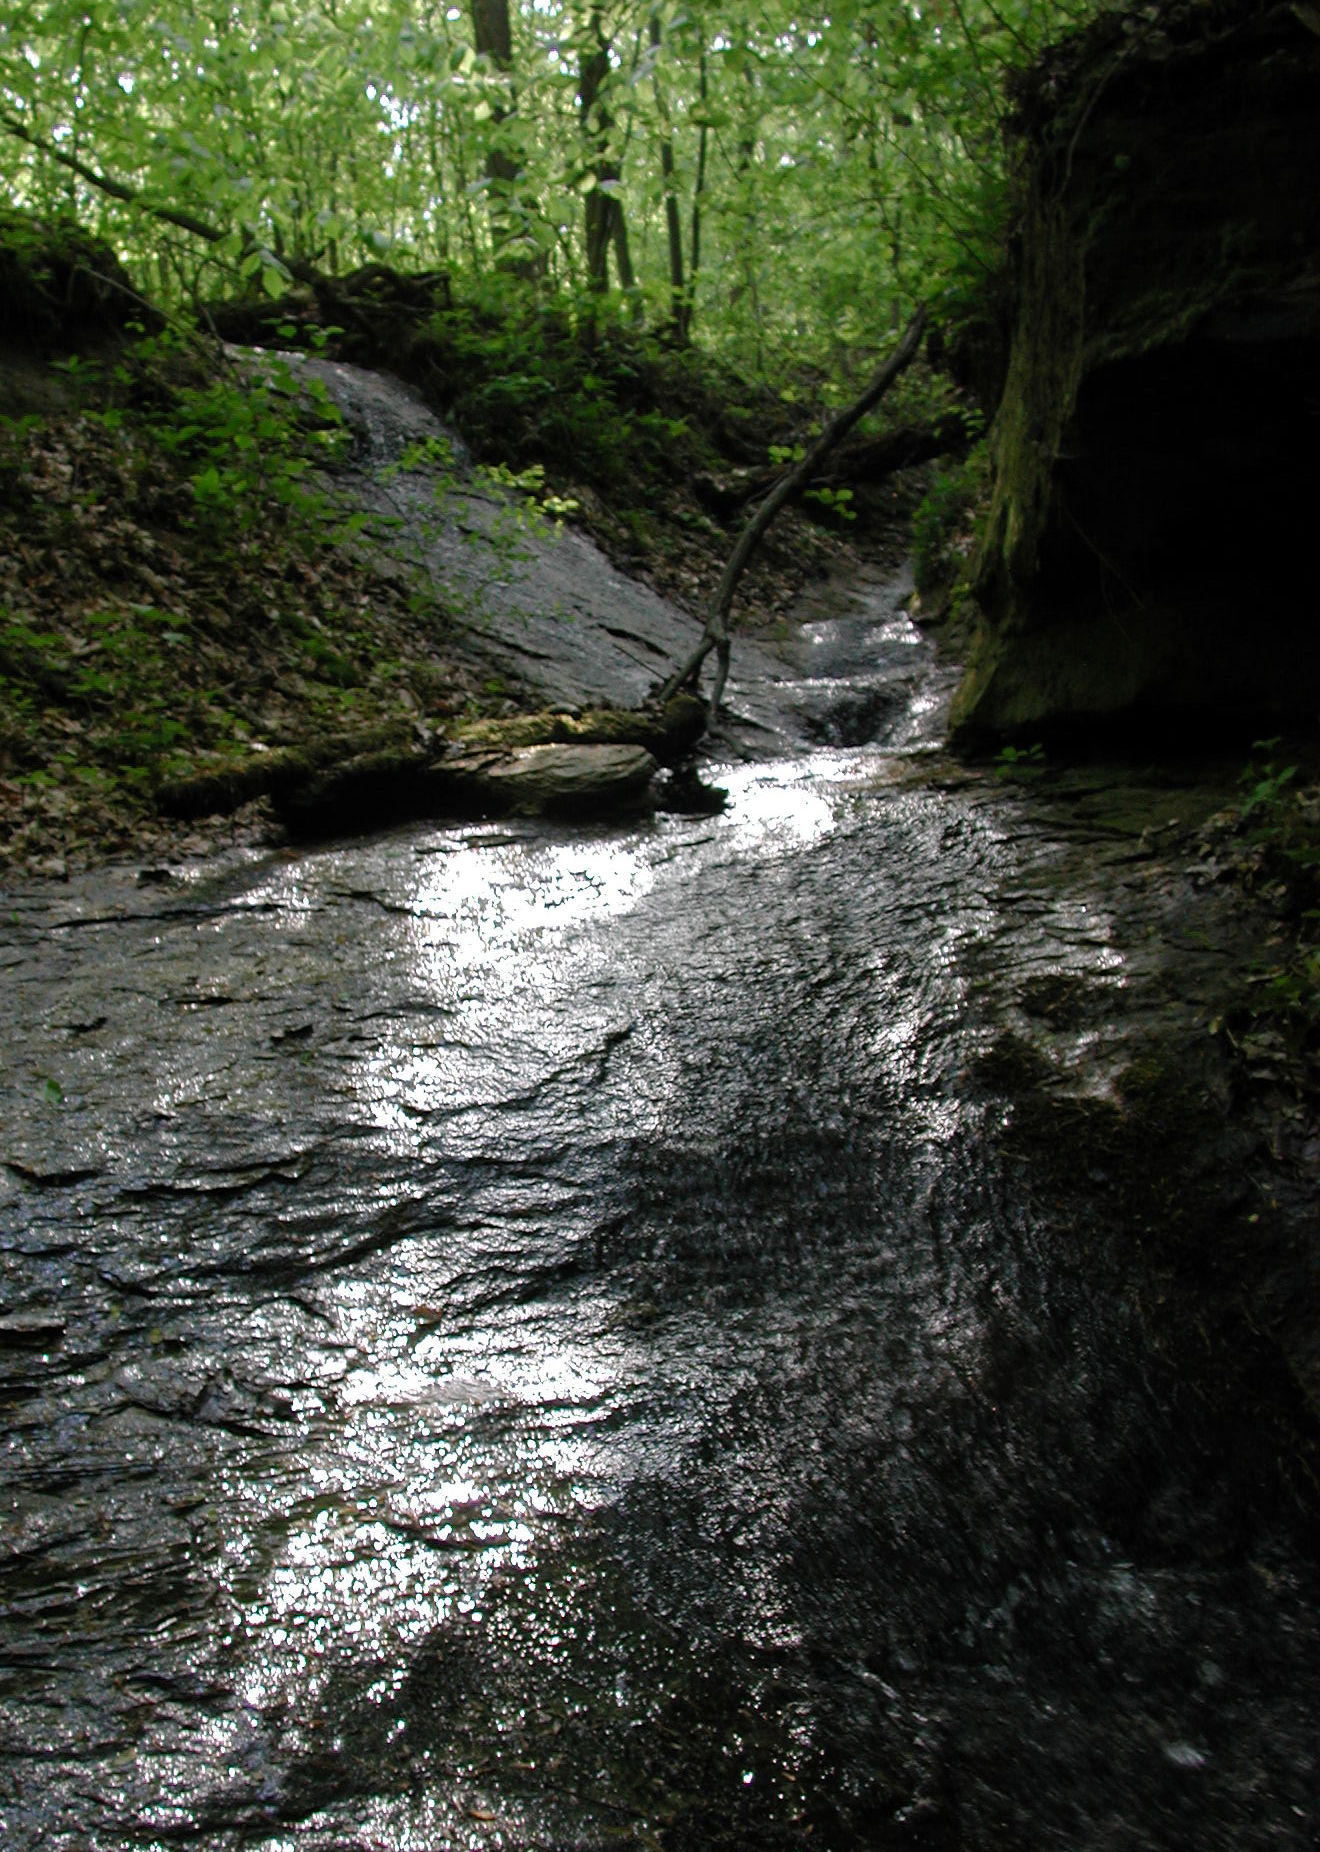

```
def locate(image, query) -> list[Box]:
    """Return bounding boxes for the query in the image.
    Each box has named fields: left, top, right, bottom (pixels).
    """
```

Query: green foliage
left=1238, top=744, right=1320, bottom=912
left=0, top=360, right=456, bottom=864
left=994, top=740, right=1046, bottom=776
left=1231, top=742, right=1320, bottom=1053
left=803, top=484, right=856, bottom=523
left=0, top=0, right=1113, bottom=381
left=414, top=295, right=723, bottom=497
left=114, top=329, right=350, bottom=548
left=1239, top=740, right=1300, bottom=829
left=913, top=436, right=989, bottom=589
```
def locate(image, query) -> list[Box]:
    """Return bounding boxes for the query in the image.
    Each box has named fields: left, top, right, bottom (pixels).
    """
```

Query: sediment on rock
left=447, top=695, right=705, bottom=767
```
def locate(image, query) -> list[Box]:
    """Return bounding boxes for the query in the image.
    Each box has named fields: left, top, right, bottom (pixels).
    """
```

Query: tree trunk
left=579, top=9, right=631, bottom=296
left=686, top=45, right=708, bottom=340
left=610, top=200, right=637, bottom=292
left=470, top=0, right=537, bottom=276
left=658, top=306, right=928, bottom=717
left=580, top=16, right=611, bottom=292
left=649, top=15, right=686, bottom=336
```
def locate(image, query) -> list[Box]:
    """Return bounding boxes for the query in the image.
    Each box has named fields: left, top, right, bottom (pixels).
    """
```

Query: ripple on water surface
left=1, top=745, right=1317, bottom=1849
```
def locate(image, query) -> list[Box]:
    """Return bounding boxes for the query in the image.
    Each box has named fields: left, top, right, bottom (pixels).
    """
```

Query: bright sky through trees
left=1, top=0, right=1103, bottom=374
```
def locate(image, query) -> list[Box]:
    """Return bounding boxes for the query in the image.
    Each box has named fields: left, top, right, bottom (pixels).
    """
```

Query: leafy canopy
left=1, top=0, right=1107, bottom=377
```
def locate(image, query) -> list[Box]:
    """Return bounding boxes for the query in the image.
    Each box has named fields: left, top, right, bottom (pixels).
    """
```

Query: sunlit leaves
left=0, top=0, right=1110, bottom=374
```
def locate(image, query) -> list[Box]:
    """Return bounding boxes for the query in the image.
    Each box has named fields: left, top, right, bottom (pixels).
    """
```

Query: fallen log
left=277, top=742, right=659, bottom=837
left=155, top=697, right=707, bottom=837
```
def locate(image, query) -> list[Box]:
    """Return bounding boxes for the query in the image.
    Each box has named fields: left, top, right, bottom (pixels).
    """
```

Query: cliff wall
left=952, top=0, right=1320, bottom=743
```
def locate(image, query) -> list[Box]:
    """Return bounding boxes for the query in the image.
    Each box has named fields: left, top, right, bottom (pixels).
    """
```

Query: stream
left=2, top=365, right=1318, bottom=1850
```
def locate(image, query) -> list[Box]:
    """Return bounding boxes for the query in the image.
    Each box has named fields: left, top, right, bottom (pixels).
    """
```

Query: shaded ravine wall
left=951, top=0, right=1320, bottom=745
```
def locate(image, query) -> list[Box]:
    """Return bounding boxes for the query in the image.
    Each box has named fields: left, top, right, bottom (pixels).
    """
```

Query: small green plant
left=1239, top=739, right=1300, bottom=827
left=994, top=741, right=1045, bottom=777
left=1231, top=742, right=1320, bottom=1052
left=913, top=437, right=989, bottom=591
left=803, top=484, right=855, bottom=522
left=97, top=326, right=352, bottom=553
left=1237, top=741, right=1320, bottom=901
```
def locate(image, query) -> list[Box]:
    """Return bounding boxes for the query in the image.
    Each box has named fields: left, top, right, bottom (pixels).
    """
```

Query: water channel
left=2, top=368, right=1317, bottom=1850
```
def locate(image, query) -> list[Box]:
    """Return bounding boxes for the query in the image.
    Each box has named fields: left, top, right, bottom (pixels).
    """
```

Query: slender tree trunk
left=686, top=45, right=708, bottom=339
left=68, top=23, right=92, bottom=217
left=732, top=23, right=763, bottom=367
left=649, top=15, right=686, bottom=336
left=658, top=307, right=928, bottom=717
left=470, top=0, right=536, bottom=275
left=610, top=203, right=636, bottom=291
left=578, top=6, right=639, bottom=307
left=579, top=10, right=614, bottom=294
left=449, top=113, right=485, bottom=277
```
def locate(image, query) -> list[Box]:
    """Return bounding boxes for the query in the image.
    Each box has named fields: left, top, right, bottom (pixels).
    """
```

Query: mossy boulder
left=952, top=0, right=1320, bottom=746
left=157, top=703, right=691, bottom=839
left=448, top=695, right=705, bottom=768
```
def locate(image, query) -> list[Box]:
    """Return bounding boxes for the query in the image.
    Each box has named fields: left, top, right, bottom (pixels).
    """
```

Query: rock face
left=951, top=0, right=1320, bottom=744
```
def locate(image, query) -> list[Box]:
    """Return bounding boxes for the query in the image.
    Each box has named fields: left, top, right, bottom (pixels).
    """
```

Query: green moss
left=970, top=185, right=1086, bottom=633
left=448, top=695, right=706, bottom=768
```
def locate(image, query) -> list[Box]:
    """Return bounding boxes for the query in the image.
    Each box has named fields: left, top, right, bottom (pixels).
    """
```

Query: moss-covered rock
left=158, top=705, right=687, bottom=839
left=448, top=694, right=705, bottom=768
left=952, top=0, right=1320, bottom=745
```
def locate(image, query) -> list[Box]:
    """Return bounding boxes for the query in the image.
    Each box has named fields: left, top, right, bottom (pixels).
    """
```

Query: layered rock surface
left=952, top=0, right=1320, bottom=743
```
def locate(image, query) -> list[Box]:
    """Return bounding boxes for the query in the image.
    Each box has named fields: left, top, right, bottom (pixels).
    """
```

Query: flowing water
left=2, top=367, right=1318, bottom=1850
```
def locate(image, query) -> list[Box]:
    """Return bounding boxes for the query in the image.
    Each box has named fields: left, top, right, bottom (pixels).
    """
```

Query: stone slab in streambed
left=276, top=739, right=659, bottom=839
left=439, top=741, right=659, bottom=819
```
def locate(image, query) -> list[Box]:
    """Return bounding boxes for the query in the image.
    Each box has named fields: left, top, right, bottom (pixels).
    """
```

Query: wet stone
left=0, top=1309, right=66, bottom=1344
left=440, top=740, right=658, bottom=818
left=1, top=562, right=1317, bottom=1851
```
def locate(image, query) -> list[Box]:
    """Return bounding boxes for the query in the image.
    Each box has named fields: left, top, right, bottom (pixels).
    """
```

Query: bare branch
left=657, top=305, right=929, bottom=717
